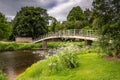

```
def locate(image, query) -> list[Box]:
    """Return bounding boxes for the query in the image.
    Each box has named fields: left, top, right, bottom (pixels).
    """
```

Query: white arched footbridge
left=33, top=29, right=98, bottom=49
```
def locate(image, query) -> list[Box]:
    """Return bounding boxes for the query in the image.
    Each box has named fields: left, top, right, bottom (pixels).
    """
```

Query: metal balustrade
left=33, top=29, right=98, bottom=43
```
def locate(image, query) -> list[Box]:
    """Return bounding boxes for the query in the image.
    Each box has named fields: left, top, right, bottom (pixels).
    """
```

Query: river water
left=0, top=50, right=55, bottom=80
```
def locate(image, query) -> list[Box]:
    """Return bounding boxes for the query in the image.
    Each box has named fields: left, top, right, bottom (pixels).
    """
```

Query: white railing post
left=74, top=29, right=75, bottom=36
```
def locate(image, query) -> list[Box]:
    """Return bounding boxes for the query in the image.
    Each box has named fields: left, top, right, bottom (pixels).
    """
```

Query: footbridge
left=33, top=29, right=98, bottom=49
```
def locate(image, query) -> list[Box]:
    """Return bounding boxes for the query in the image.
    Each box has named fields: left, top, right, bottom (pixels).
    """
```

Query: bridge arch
left=33, top=29, right=98, bottom=49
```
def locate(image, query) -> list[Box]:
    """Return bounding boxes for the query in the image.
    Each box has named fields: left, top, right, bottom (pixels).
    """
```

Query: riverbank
left=0, top=41, right=84, bottom=52
left=16, top=45, right=120, bottom=80
left=0, top=41, right=84, bottom=80
left=0, top=70, right=7, bottom=80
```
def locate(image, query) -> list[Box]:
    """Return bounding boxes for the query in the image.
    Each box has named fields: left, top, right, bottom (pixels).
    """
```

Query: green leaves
left=93, top=0, right=120, bottom=56
left=48, top=43, right=80, bottom=73
left=12, top=6, right=49, bottom=39
left=0, top=23, right=11, bottom=40
left=0, top=12, right=11, bottom=40
left=67, top=6, right=85, bottom=21
left=61, top=6, right=90, bottom=29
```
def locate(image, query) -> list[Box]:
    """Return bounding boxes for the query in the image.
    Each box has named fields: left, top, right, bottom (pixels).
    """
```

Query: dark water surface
left=0, top=50, right=49, bottom=80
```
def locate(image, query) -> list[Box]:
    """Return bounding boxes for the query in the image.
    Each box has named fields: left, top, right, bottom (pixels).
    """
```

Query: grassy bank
left=0, top=42, right=41, bottom=52
left=0, top=70, right=7, bottom=80
left=16, top=45, right=120, bottom=80
left=0, top=41, right=84, bottom=52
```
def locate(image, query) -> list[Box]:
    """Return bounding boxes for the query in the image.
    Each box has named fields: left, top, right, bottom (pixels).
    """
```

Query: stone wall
left=16, top=37, right=32, bottom=43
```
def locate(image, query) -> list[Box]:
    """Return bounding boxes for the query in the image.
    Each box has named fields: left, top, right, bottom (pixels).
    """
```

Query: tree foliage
left=12, top=6, right=49, bottom=39
left=61, top=21, right=88, bottom=29
left=67, top=6, right=85, bottom=21
left=92, top=0, right=120, bottom=56
left=48, top=17, right=61, bottom=32
left=62, top=6, right=89, bottom=29
left=84, top=9, right=93, bottom=28
left=0, top=12, right=11, bottom=40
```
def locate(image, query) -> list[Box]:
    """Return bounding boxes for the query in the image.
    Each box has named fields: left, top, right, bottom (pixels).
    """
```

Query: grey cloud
left=48, top=0, right=93, bottom=21
left=0, top=0, right=93, bottom=21
left=80, top=0, right=93, bottom=9
left=0, top=0, right=58, bottom=15
left=0, top=0, right=20, bottom=15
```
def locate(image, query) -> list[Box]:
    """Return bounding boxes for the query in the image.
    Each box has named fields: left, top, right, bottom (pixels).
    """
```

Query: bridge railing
left=33, top=29, right=98, bottom=42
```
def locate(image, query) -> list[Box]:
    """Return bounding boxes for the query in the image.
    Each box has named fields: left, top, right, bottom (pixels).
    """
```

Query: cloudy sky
left=0, top=0, right=93, bottom=21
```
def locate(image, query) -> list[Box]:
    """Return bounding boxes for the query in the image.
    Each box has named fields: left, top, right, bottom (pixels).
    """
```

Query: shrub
left=48, top=43, right=80, bottom=74
left=59, top=44, right=79, bottom=68
left=48, top=56, right=61, bottom=74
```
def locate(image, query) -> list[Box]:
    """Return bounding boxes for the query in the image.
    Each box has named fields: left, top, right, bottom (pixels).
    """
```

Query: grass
left=0, top=42, right=41, bottom=51
left=0, top=41, right=84, bottom=52
left=16, top=47, right=120, bottom=80
left=0, top=70, right=7, bottom=80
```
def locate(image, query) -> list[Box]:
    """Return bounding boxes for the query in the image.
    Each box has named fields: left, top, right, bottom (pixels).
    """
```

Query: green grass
left=16, top=50, right=120, bottom=80
left=0, top=70, right=7, bottom=80
left=0, top=41, right=84, bottom=52
left=0, top=42, right=42, bottom=51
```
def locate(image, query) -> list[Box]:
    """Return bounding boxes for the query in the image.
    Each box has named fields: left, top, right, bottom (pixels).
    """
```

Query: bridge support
left=85, top=40, right=92, bottom=46
left=42, top=40, right=47, bottom=49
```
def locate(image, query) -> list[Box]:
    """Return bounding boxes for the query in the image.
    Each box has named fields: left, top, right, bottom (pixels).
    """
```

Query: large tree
left=92, top=0, right=120, bottom=57
left=0, top=12, right=11, bottom=40
left=12, top=6, right=49, bottom=39
left=62, top=6, right=88, bottom=29
left=67, top=6, right=85, bottom=21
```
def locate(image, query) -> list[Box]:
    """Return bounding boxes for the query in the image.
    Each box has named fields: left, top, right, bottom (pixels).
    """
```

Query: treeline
left=0, top=6, right=94, bottom=40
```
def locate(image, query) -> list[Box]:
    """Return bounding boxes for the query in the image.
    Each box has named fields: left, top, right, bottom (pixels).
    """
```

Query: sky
left=0, top=0, right=93, bottom=22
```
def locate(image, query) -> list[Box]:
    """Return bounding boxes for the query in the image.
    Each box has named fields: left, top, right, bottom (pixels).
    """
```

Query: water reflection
left=0, top=50, right=48, bottom=80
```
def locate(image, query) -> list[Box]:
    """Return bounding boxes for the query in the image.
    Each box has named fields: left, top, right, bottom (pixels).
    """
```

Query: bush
left=48, top=43, right=80, bottom=74
left=59, top=44, right=79, bottom=68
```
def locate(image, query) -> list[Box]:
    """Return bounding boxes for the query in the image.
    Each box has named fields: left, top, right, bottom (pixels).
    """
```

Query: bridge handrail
left=33, top=29, right=98, bottom=42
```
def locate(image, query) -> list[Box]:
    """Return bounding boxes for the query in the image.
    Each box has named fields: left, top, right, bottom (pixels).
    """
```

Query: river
left=0, top=50, right=56, bottom=80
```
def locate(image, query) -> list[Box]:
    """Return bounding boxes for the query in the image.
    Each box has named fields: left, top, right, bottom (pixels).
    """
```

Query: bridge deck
left=33, top=29, right=98, bottom=43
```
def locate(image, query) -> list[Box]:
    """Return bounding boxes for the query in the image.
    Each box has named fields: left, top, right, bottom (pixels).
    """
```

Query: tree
left=84, top=9, right=93, bottom=28
left=61, top=20, right=88, bottom=29
left=63, top=6, right=88, bottom=29
left=67, top=6, right=85, bottom=21
left=48, top=17, right=61, bottom=32
left=0, top=12, right=11, bottom=40
left=12, top=6, right=49, bottom=39
left=92, top=0, right=120, bottom=57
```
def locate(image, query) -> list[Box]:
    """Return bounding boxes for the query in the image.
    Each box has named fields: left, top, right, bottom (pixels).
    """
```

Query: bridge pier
left=85, top=40, right=92, bottom=46
left=42, top=40, right=47, bottom=49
